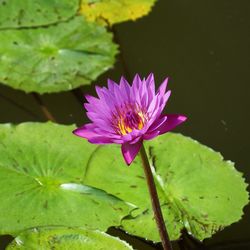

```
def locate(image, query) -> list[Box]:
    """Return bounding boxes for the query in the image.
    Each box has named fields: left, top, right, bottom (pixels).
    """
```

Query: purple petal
left=107, top=79, right=118, bottom=92
left=73, top=124, right=121, bottom=143
left=145, top=73, right=155, bottom=105
left=132, top=74, right=142, bottom=103
left=130, top=135, right=143, bottom=144
left=140, top=79, right=149, bottom=107
left=95, top=86, right=112, bottom=105
left=157, top=114, right=187, bottom=134
left=146, top=73, right=155, bottom=89
left=147, top=115, right=168, bottom=133
left=114, top=82, right=126, bottom=106
left=122, top=129, right=144, bottom=143
left=150, top=90, right=171, bottom=120
left=73, top=124, right=98, bottom=139
left=160, top=90, right=171, bottom=107
left=88, top=137, right=114, bottom=144
left=84, top=103, right=110, bottom=119
left=95, top=86, right=104, bottom=99
left=85, top=95, right=99, bottom=105
left=157, top=77, right=169, bottom=97
left=147, top=93, right=160, bottom=115
left=119, top=76, right=131, bottom=102
left=132, top=74, right=142, bottom=89
left=121, top=140, right=142, bottom=165
left=143, top=130, right=160, bottom=140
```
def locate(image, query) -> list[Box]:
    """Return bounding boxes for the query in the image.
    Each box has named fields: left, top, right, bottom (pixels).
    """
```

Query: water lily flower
left=73, top=73, right=187, bottom=165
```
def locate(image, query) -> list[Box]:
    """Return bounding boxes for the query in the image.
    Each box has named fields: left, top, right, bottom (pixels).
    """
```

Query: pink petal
left=121, top=140, right=142, bottom=166
left=157, top=114, right=187, bottom=134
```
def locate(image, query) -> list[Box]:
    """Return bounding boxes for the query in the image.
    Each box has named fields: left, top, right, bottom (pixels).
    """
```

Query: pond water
left=0, top=0, right=249, bottom=249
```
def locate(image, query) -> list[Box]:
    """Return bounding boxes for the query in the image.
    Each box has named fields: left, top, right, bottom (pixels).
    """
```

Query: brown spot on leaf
left=43, top=200, right=48, bottom=209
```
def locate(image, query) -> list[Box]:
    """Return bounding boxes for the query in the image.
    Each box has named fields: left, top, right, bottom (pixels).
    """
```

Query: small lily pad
left=0, top=122, right=131, bottom=235
left=7, top=227, right=133, bottom=250
left=0, top=0, right=79, bottom=29
left=80, top=0, right=157, bottom=26
left=83, top=133, right=249, bottom=241
left=0, top=16, right=118, bottom=93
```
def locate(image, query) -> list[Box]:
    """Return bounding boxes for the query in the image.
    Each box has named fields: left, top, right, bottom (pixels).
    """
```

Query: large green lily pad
left=7, top=227, right=133, bottom=250
left=0, top=16, right=117, bottom=93
left=0, top=122, right=131, bottom=235
left=0, top=0, right=79, bottom=29
left=83, top=133, right=249, bottom=241
left=80, top=0, right=157, bottom=26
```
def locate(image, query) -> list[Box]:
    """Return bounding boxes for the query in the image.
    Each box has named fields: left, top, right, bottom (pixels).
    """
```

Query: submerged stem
left=140, top=144, right=173, bottom=250
left=32, top=93, right=56, bottom=122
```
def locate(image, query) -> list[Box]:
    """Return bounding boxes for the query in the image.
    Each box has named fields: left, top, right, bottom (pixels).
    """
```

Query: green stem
left=140, top=144, right=173, bottom=250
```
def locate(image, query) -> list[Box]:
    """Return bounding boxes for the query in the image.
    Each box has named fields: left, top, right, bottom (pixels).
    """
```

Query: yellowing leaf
left=80, top=0, right=157, bottom=26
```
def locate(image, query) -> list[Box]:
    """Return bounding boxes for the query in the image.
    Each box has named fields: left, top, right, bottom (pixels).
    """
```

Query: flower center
left=115, top=109, right=145, bottom=135
left=112, top=103, right=147, bottom=135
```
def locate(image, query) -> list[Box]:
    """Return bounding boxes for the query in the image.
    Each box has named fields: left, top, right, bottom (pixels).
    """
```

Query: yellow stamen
left=117, top=111, right=145, bottom=135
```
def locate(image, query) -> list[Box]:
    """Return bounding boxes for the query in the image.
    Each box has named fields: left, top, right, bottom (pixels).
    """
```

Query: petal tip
left=121, top=141, right=142, bottom=166
left=84, top=94, right=91, bottom=101
left=179, top=115, right=188, bottom=122
left=72, top=128, right=81, bottom=137
left=148, top=72, right=154, bottom=78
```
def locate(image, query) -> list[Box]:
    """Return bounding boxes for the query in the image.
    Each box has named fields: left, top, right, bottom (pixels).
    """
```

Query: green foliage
left=0, top=0, right=79, bottom=29
left=0, top=16, right=117, bottom=93
left=0, top=1, right=158, bottom=93
left=0, top=123, right=131, bottom=235
left=0, top=122, right=247, bottom=242
left=80, top=0, right=157, bottom=26
left=7, top=227, right=133, bottom=250
left=83, top=133, right=249, bottom=241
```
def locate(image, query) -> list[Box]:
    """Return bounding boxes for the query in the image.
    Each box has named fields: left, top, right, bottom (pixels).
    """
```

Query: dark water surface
left=0, top=0, right=250, bottom=249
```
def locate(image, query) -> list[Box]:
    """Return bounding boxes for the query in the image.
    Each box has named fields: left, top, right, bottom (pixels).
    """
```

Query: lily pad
left=83, top=133, right=249, bottom=241
left=0, top=122, right=131, bottom=235
left=0, top=16, right=118, bottom=93
left=80, top=0, right=157, bottom=26
left=0, top=0, right=79, bottom=29
left=7, top=227, right=133, bottom=250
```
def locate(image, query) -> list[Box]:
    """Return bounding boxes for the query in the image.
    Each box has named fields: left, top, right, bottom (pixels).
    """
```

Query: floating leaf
left=0, top=0, right=79, bottom=29
left=80, top=0, right=157, bottom=26
left=0, top=16, right=118, bottom=93
left=7, top=227, right=133, bottom=250
left=83, top=133, right=249, bottom=241
left=0, top=122, right=131, bottom=235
